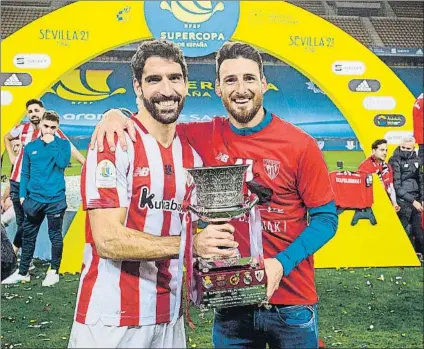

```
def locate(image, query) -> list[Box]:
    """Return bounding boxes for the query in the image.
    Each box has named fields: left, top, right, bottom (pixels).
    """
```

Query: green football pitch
left=1, top=150, right=366, bottom=179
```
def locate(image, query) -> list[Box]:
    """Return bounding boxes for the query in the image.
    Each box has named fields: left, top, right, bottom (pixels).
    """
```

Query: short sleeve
left=9, top=124, right=24, bottom=138
left=297, top=137, right=335, bottom=208
left=81, top=135, right=131, bottom=210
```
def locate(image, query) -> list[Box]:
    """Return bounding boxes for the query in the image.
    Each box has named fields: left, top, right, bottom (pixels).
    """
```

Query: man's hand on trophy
left=90, top=109, right=136, bottom=152
left=194, top=223, right=238, bottom=259
left=264, top=258, right=284, bottom=300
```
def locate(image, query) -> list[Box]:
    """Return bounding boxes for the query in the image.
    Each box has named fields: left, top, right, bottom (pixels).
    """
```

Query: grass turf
left=1, top=262, right=422, bottom=348
left=4, top=149, right=419, bottom=349
left=1, top=150, right=365, bottom=179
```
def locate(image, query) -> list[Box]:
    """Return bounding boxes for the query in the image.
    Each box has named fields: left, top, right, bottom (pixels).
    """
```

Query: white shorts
left=68, top=317, right=186, bottom=348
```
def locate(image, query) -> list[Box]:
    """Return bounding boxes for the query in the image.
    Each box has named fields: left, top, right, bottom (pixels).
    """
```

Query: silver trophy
left=186, top=165, right=266, bottom=310
left=187, top=165, right=259, bottom=222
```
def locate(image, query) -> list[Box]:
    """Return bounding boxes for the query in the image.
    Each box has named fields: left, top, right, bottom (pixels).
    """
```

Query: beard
left=30, top=116, right=41, bottom=125
left=141, top=93, right=185, bottom=125
left=222, top=92, right=262, bottom=124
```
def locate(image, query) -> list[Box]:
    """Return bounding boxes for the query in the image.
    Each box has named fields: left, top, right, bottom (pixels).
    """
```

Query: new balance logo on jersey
left=134, top=167, right=150, bottom=177
left=4, top=74, right=23, bottom=86
left=164, top=164, right=174, bottom=176
left=215, top=152, right=229, bottom=163
left=355, top=80, right=371, bottom=92
left=139, top=186, right=182, bottom=212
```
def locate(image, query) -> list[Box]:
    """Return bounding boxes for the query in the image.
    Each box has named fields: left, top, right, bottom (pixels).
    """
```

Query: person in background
left=389, top=136, right=424, bottom=261
left=2, top=111, right=71, bottom=287
left=1, top=140, right=22, bottom=228
left=358, top=139, right=400, bottom=212
left=413, top=93, right=423, bottom=160
left=3, top=99, right=85, bottom=256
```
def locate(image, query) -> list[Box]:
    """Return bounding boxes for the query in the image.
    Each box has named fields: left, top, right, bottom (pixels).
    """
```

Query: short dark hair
left=26, top=99, right=43, bottom=109
left=216, top=42, right=264, bottom=80
left=42, top=110, right=60, bottom=124
left=372, top=139, right=387, bottom=150
left=131, top=40, right=188, bottom=84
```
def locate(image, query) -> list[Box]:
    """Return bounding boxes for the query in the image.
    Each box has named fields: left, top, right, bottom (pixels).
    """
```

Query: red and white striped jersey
left=9, top=122, right=68, bottom=183
left=75, top=117, right=202, bottom=327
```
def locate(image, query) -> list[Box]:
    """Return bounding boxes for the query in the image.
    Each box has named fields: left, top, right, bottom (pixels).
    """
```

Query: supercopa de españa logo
left=144, top=1, right=240, bottom=57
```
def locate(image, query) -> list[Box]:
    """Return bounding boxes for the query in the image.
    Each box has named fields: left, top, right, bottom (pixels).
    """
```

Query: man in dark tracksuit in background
left=2, top=111, right=71, bottom=286
left=389, top=136, right=424, bottom=262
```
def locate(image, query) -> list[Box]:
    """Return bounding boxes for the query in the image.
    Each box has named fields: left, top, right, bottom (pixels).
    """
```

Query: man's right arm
left=89, top=207, right=237, bottom=260
left=4, top=132, right=18, bottom=165
left=89, top=207, right=180, bottom=260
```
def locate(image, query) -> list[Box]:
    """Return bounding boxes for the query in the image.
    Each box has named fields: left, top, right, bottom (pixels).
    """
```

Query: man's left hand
left=42, top=134, right=54, bottom=144
left=264, top=258, right=284, bottom=300
left=394, top=204, right=400, bottom=212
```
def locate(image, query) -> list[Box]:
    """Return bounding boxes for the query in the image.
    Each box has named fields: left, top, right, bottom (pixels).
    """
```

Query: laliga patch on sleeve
left=96, top=160, right=117, bottom=188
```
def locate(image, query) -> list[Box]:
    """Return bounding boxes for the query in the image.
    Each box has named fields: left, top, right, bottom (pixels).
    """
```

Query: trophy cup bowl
left=186, top=165, right=266, bottom=311
left=187, top=164, right=258, bottom=221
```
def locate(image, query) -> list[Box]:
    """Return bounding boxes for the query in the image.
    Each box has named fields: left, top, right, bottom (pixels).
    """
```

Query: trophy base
left=197, top=254, right=259, bottom=273
left=192, top=263, right=267, bottom=311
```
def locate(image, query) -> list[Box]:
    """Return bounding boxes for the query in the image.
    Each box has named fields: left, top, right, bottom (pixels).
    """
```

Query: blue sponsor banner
left=370, top=47, right=423, bottom=57
left=37, top=63, right=423, bottom=150
left=316, top=138, right=362, bottom=151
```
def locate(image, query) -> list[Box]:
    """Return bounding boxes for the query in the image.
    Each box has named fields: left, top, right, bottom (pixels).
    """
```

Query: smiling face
left=216, top=57, right=267, bottom=125
left=27, top=103, right=45, bottom=126
left=134, top=57, right=187, bottom=125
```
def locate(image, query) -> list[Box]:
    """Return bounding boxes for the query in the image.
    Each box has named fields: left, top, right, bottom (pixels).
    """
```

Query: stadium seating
left=1, top=6, right=50, bottom=39
left=389, top=1, right=424, bottom=18
left=1, top=0, right=51, bottom=6
left=371, top=17, right=424, bottom=48
left=286, top=1, right=326, bottom=16
left=324, top=16, right=373, bottom=46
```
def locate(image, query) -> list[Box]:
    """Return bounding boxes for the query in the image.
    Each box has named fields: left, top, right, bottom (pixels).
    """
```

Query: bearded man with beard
left=92, top=41, right=338, bottom=349
left=3, top=99, right=85, bottom=256
left=68, top=40, right=236, bottom=349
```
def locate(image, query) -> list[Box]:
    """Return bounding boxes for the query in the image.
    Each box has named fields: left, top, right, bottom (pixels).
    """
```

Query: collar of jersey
left=229, top=109, right=272, bottom=136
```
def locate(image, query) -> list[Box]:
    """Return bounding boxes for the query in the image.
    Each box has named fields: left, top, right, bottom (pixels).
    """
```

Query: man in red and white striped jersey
left=68, top=40, right=237, bottom=348
left=3, top=99, right=85, bottom=255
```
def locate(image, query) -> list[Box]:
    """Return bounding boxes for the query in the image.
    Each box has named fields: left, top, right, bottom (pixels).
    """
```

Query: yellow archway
left=1, top=1, right=419, bottom=273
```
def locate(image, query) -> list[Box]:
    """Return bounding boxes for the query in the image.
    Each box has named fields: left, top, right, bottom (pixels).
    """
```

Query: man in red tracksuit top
left=92, top=41, right=338, bottom=349
left=358, top=139, right=400, bottom=212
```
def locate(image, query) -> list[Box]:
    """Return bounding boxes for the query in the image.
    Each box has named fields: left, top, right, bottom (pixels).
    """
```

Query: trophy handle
left=246, top=195, right=259, bottom=210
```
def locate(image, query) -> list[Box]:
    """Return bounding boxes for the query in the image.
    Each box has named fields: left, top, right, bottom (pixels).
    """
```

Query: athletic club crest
left=255, top=270, right=265, bottom=282
left=263, top=159, right=280, bottom=180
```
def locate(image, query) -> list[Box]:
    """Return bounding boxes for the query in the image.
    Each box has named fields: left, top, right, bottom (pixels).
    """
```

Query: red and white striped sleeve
left=56, top=128, right=69, bottom=141
left=9, top=124, right=24, bottom=138
left=81, top=136, right=131, bottom=210
left=188, top=148, right=203, bottom=221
